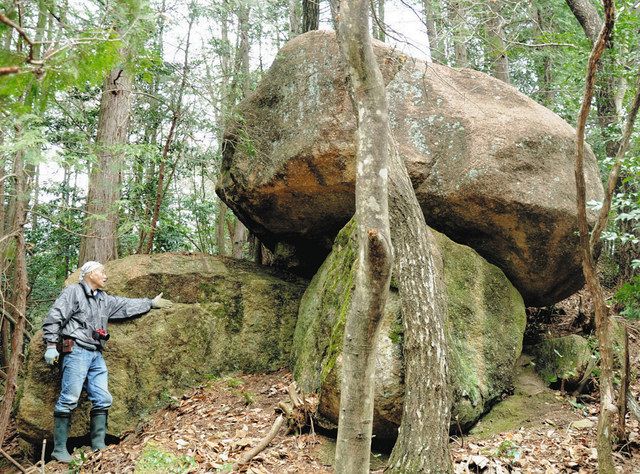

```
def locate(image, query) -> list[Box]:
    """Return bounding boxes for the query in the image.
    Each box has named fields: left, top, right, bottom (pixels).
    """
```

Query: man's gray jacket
left=42, top=281, right=152, bottom=350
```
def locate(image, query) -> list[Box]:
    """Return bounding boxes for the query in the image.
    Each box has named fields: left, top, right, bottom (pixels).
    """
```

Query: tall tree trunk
left=227, top=3, right=251, bottom=258
left=334, top=0, right=393, bottom=472
left=144, top=11, right=193, bottom=253
left=536, top=6, right=554, bottom=106
left=486, top=0, right=510, bottom=83
left=565, top=0, right=620, bottom=158
left=303, top=0, right=320, bottom=32
left=30, top=164, right=38, bottom=231
left=216, top=201, right=227, bottom=255
left=289, top=0, right=301, bottom=37
left=385, top=106, right=452, bottom=474
left=0, top=135, right=6, bottom=232
left=232, top=220, right=247, bottom=259
left=0, top=146, right=28, bottom=445
left=573, top=1, right=615, bottom=472
left=448, top=0, right=468, bottom=67
left=371, top=0, right=385, bottom=42
left=423, top=0, right=440, bottom=62
left=79, top=66, right=132, bottom=264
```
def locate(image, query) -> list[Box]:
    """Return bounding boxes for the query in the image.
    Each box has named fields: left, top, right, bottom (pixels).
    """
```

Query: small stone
left=571, top=419, right=595, bottom=430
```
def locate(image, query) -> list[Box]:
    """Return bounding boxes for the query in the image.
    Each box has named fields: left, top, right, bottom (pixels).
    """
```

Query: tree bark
left=486, top=0, right=510, bottom=83
left=0, top=134, right=6, bottom=232
left=289, top=0, right=301, bottom=38
left=423, top=0, right=440, bottom=62
left=303, top=0, right=320, bottom=32
left=334, top=1, right=393, bottom=472
left=217, top=200, right=228, bottom=256
left=371, top=0, right=385, bottom=42
left=0, top=143, right=28, bottom=445
left=232, top=220, right=247, bottom=259
left=573, top=1, right=615, bottom=472
left=565, top=0, right=620, bottom=158
left=566, top=0, right=602, bottom=41
left=535, top=6, right=554, bottom=106
left=385, top=110, right=452, bottom=474
left=79, top=66, right=132, bottom=264
left=448, top=0, right=468, bottom=67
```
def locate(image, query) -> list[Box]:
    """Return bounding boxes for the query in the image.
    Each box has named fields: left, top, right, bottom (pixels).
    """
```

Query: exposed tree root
left=232, top=381, right=317, bottom=470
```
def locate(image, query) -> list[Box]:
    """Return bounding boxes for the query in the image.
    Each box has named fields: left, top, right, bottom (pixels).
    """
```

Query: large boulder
left=529, top=334, right=594, bottom=387
left=17, top=253, right=307, bottom=443
left=217, top=30, right=604, bottom=306
left=291, top=219, right=526, bottom=440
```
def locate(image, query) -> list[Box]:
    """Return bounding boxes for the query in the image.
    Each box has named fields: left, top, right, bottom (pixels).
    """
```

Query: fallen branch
left=236, top=414, right=285, bottom=467
left=0, top=447, right=27, bottom=473
left=232, top=382, right=317, bottom=470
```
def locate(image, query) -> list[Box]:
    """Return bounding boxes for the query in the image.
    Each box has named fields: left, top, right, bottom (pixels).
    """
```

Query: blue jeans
left=54, top=345, right=112, bottom=414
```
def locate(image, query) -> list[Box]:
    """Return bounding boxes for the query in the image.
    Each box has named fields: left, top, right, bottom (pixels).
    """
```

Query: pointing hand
left=151, top=293, right=173, bottom=309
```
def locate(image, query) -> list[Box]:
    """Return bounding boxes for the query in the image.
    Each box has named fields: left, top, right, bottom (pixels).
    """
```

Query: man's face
left=86, top=267, right=108, bottom=290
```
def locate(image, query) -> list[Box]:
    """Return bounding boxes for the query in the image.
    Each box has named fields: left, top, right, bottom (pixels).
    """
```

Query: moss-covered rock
left=292, top=219, right=526, bottom=439
left=17, top=253, right=307, bottom=444
left=529, top=334, right=593, bottom=387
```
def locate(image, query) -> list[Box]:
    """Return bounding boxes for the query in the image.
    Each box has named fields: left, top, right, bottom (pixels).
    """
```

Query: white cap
left=79, top=261, right=104, bottom=282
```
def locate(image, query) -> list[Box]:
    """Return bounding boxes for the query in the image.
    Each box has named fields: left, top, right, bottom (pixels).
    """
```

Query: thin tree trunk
left=289, top=0, right=301, bottom=38
left=573, top=1, right=615, bottom=472
left=30, top=164, right=38, bottom=232
left=144, top=9, right=192, bottom=253
left=423, top=0, right=440, bottom=62
left=216, top=4, right=232, bottom=258
left=144, top=114, right=178, bottom=254
left=79, top=66, right=132, bottom=264
left=617, top=325, right=629, bottom=440
left=303, top=0, right=320, bottom=32
left=334, top=0, right=393, bottom=472
left=0, top=145, right=28, bottom=445
left=448, top=0, right=468, bottom=67
left=486, top=0, right=510, bottom=83
left=536, top=6, right=554, bottom=106
left=227, top=3, right=252, bottom=258
left=232, top=220, right=247, bottom=259
left=371, top=0, right=385, bottom=42
left=0, top=134, right=6, bottom=232
left=217, top=201, right=227, bottom=255
left=385, top=111, right=452, bottom=473
left=565, top=0, right=620, bottom=158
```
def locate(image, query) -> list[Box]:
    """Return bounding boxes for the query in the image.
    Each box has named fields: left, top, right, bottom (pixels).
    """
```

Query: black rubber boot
left=90, top=409, right=108, bottom=451
left=51, top=412, right=72, bottom=463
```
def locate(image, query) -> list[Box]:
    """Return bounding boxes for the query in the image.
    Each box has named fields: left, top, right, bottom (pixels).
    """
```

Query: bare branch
left=0, top=12, right=34, bottom=47
left=512, top=41, right=577, bottom=49
left=0, top=66, right=21, bottom=76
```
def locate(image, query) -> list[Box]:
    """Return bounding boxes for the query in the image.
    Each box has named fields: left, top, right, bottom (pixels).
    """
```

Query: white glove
left=44, top=346, right=59, bottom=365
left=151, top=292, right=173, bottom=309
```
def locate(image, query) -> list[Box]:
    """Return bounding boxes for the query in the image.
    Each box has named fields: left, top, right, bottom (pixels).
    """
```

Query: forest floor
left=28, top=360, right=640, bottom=473
left=3, top=293, right=640, bottom=473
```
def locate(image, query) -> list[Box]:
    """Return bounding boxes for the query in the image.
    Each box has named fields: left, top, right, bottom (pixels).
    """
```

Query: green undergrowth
left=134, top=442, right=196, bottom=474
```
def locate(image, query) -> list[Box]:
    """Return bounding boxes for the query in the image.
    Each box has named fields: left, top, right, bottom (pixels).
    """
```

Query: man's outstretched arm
left=106, top=293, right=173, bottom=321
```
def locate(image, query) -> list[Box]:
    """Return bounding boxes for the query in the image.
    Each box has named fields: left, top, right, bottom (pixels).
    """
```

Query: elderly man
left=42, top=261, right=172, bottom=463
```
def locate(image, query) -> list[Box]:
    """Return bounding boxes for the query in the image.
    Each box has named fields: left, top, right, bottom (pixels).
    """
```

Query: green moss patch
left=291, top=218, right=526, bottom=437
